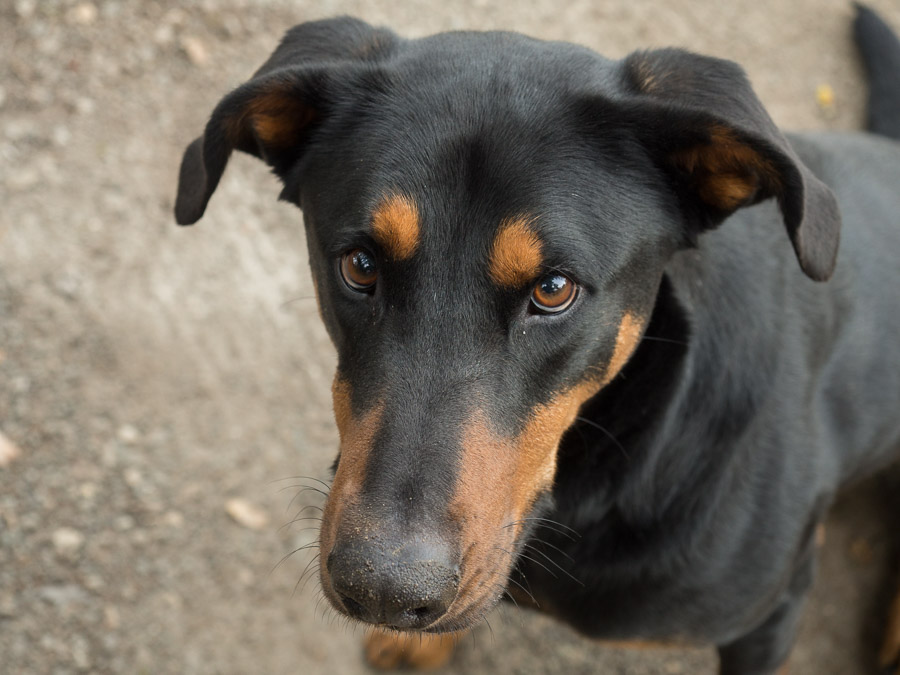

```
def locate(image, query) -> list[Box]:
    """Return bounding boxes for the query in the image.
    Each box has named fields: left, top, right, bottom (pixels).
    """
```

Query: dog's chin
left=334, top=588, right=506, bottom=635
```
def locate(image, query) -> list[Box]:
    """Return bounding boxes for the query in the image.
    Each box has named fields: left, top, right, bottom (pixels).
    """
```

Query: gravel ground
left=1, top=1, right=899, bottom=673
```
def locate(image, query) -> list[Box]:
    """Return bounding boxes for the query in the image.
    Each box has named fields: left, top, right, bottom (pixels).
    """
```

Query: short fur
left=175, top=7, right=900, bottom=674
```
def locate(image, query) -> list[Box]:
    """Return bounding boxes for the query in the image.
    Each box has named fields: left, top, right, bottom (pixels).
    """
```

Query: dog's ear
left=175, top=17, right=396, bottom=225
left=619, top=49, right=841, bottom=281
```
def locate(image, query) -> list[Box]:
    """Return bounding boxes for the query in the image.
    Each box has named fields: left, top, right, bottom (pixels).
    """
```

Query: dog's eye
left=340, top=248, right=378, bottom=292
left=531, top=273, right=576, bottom=313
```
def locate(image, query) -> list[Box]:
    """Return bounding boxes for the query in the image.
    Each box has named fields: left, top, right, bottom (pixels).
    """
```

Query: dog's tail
left=854, top=4, right=900, bottom=140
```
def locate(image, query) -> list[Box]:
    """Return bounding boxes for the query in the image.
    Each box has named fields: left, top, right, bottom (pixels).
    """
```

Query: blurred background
left=1, top=0, right=899, bottom=673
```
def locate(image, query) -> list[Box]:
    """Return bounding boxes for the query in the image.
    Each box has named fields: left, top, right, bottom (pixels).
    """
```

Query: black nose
left=327, top=534, right=460, bottom=630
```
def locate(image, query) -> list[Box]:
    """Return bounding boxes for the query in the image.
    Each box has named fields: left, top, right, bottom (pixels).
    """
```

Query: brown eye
left=340, top=248, right=377, bottom=292
left=531, top=273, right=576, bottom=313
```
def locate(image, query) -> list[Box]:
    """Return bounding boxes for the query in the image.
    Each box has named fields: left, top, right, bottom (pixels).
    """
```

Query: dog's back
left=777, top=6, right=900, bottom=481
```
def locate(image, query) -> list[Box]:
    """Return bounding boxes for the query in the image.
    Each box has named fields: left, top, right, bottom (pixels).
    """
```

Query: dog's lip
left=421, top=586, right=504, bottom=633
left=420, top=533, right=522, bottom=633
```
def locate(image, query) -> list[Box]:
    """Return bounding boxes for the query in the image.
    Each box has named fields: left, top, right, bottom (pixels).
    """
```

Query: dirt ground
left=1, top=0, right=899, bottom=673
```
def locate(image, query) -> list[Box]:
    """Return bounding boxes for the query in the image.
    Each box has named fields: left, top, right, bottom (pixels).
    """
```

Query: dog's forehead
left=305, top=39, right=672, bottom=289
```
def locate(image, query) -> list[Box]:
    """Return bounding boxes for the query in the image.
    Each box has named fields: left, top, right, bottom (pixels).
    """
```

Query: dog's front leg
left=716, top=552, right=814, bottom=675
left=881, top=576, right=900, bottom=675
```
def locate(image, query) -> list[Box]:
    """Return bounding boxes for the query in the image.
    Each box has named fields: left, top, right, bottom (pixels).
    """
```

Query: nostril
left=329, top=536, right=460, bottom=629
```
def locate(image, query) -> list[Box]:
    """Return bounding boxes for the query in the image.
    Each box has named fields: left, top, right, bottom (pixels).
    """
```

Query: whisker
left=280, top=295, right=318, bottom=309
left=295, top=552, right=322, bottom=594
left=286, top=489, right=327, bottom=514
left=575, top=415, right=630, bottom=461
left=528, top=537, right=575, bottom=563
left=269, top=475, right=333, bottom=489
left=505, top=575, right=539, bottom=608
left=294, top=552, right=322, bottom=597
left=503, top=517, right=579, bottom=540
left=279, top=514, right=323, bottom=531
left=271, top=542, right=319, bottom=576
left=640, top=334, right=688, bottom=347
left=276, top=484, right=329, bottom=498
left=484, top=616, right=495, bottom=644
left=513, top=552, right=558, bottom=580
left=524, top=544, right=583, bottom=587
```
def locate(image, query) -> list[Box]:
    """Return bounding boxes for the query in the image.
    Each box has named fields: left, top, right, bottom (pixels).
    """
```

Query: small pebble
left=52, top=125, right=71, bottom=147
left=104, top=605, right=121, bottom=630
left=225, top=498, right=269, bottom=530
left=0, top=593, right=17, bottom=618
left=69, top=2, right=98, bottom=26
left=816, top=83, right=835, bottom=109
left=38, top=584, right=88, bottom=608
left=0, top=431, right=22, bottom=468
left=52, top=527, right=85, bottom=555
left=162, top=510, right=185, bottom=528
left=181, top=36, right=209, bottom=67
left=79, top=482, right=98, bottom=499
left=75, top=97, right=95, bottom=115
left=154, top=24, right=174, bottom=45
left=117, top=424, right=140, bottom=444
left=123, top=467, right=143, bottom=487
left=14, top=0, right=36, bottom=19
left=114, top=514, right=135, bottom=531
left=71, top=634, right=91, bottom=669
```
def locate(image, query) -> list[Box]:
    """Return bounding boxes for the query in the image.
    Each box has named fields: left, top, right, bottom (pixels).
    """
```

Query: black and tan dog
left=175, top=6, right=900, bottom=673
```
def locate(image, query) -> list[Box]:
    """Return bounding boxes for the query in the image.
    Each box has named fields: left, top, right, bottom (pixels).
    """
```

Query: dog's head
left=175, top=18, right=840, bottom=633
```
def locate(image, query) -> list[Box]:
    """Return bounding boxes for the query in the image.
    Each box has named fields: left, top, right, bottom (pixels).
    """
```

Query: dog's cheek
left=449, top=310, right=647, bottom=573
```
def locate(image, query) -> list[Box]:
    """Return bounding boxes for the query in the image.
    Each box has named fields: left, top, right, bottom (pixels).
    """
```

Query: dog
left=174, top=5, right=900, bottom=673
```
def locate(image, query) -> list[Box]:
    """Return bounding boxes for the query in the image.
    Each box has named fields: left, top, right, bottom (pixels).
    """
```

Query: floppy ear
left=174, top=17, right=397, bottom=226
left=621, top=49, right=841, bottom=281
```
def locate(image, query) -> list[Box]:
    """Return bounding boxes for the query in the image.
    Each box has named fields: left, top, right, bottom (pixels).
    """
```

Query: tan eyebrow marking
left=371, top=194, right=420, bottom=260
left=488, top=217, right=543, bottom=288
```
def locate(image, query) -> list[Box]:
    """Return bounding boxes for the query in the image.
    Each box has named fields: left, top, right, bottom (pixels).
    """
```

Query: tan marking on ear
left=249, top=91, right=317, bottom=148
left=372, top=194, right=420, bottom=261
left=671, top=126, right=779, bottom=212
left=224, top=89, right=316, bottom=150
left=489, top=217, right=543, bottom=288
left=365, top=628, right=463, bottom=670
left=320, top=377, right=384, bottom=560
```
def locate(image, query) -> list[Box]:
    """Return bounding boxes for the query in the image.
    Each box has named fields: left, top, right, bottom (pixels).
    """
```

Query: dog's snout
left=327, top=535, right=460, bottom=630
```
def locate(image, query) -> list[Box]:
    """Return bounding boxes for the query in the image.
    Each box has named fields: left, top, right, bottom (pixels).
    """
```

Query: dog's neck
left=552, top=256, right=777, bottom=539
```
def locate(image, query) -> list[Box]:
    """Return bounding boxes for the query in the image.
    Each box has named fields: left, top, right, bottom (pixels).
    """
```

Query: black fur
left=175, top=7, right=900, bottom=674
